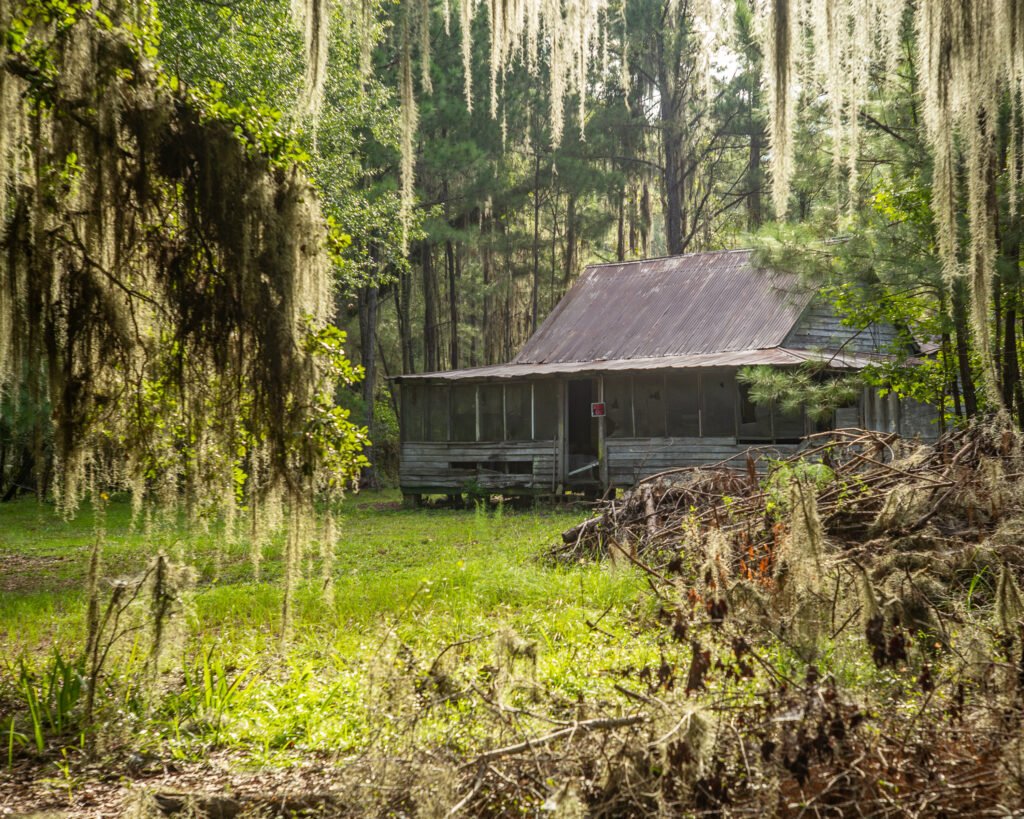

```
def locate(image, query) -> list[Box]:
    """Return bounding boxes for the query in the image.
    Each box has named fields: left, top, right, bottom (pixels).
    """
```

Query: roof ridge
left=582, top=247, right=752, bottom=270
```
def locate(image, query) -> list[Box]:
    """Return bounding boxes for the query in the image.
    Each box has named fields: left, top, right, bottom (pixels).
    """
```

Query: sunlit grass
left=0, top=491, right=657, bottom=763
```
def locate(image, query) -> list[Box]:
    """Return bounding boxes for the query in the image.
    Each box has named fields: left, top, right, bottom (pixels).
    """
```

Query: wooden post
left=598, top=376, right=609, bottom=490
left=556, top=379, right=566, bottom=495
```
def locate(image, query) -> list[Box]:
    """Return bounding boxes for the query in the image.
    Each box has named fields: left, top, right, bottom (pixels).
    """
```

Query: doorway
left=566, top=379, right=599, bottom=484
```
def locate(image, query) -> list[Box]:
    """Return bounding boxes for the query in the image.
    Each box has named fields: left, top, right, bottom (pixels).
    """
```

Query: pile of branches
left=557, top=424, right=1023, bottom=570
left=507, top=420, right=1024, bottom=816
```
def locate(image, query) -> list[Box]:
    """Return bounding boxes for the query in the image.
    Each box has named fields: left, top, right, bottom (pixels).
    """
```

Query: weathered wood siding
left=785, top=301, right=900, bottom=354
left=898, top=397, right=940, bottom=439
left=400, top=440, right=559, bottom=493
left=863, top=387, right=940, bottom=440
left=606, top=437, right=800, bottom=485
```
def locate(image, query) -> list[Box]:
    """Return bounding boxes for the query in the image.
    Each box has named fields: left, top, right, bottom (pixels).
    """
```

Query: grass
left=0, top=491, right=659, bottom=769
left=4, top=488, right=999, bottom=815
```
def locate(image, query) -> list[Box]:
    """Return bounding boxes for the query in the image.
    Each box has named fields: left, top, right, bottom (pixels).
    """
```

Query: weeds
left=6, top=651, right=84, bottom=762
left=166, top=647, right=258, bottom=745
left=28, top=425, right=1024, bottom=817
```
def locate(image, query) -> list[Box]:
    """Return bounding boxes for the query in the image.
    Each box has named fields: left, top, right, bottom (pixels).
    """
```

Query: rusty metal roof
left=513, top=249, right=814, bottom=365
left=388, top=249, right=899, bottom=384
left=393, top=348, right=889, bottom=383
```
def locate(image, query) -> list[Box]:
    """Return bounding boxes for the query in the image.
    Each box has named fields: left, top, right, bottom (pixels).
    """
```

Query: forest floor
left=0, top=492, right=655, bottom=817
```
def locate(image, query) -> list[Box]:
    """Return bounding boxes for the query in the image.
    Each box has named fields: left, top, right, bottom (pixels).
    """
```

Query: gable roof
left=514, top=249, right=813, bottom=364
left=393, top=248, right=903, bottom=383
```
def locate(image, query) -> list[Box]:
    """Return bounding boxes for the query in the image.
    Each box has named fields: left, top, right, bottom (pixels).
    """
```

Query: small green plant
left=965, top=567, right=989, bottom=613
left=764, top=461, right=835, bottom=518
left=11, top=651, right=85, bottom=758
left=7, top=716, right=27, bottom=767
left=171, top=647, right=258, bottom=744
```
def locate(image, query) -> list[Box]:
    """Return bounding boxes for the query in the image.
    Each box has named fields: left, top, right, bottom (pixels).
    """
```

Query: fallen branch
left=469, top=714, right=647, bottom=766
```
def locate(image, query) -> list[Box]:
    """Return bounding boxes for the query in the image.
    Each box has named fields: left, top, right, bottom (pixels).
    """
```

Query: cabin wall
left=397, top=373, right=940, bottom=496
left=898, top=397, right=941, bottom=439
left=862, top=387, right=940, bottom=440
left=606, top=437, right=800, bottom=485
left=399, top=440, right=558, bottom=493
left=399, top=379, right=562, bottom=494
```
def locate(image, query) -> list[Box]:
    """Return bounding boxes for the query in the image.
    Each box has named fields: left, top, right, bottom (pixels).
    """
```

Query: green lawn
left=0, top=491, right=659, bottom=767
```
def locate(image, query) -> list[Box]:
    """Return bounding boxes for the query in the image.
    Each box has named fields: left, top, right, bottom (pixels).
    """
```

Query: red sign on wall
left=591, top=402, right=606, bottom=417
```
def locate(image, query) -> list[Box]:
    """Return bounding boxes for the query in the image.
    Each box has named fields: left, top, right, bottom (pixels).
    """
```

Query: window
left=666, top=372, right=700, bottom=437
left=451, top=385, right=476, bottom=441
left=506, top=382, right=532, bottom=441
left=534, top=381, right=558, bottom=440
left=738, top=383, right=773, bottom=440
left=702, top=371, right=736, bottom=437
left=604, top=376, right=633, bottom=438
left=479, top=384, right=503, bottom=440
left=634, top=374, right=666, bottom=437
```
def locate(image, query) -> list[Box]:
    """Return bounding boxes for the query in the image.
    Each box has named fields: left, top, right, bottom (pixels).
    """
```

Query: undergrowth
left=8, top=424, right=1024, bottom=816
left=0, top=492, right=651, bottom=785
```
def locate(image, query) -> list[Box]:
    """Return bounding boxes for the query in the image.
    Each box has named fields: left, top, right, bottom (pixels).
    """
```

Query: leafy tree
left=0, top=0, right=368, bottom=514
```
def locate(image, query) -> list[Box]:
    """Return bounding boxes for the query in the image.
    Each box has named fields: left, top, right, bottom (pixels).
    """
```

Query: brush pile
left=517, top=420, right=1024, bottom=816
left=557, top=424, right=1024, bottom=576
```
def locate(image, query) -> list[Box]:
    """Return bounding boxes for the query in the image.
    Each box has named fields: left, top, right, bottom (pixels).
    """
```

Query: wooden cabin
left=393, top=249, right=937, bottom=502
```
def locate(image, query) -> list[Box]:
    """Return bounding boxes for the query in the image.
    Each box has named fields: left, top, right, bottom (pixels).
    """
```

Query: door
left=565, top=379, right=599, bottom=484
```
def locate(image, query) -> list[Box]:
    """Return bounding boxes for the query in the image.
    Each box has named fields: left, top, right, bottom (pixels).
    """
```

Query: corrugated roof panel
left=392, top=348, right=890, bottom=382
left=513, top=249, right=814, bottom=364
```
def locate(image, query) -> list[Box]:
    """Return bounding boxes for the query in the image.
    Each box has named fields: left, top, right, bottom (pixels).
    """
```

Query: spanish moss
left=0, top=0, right=365, bottom=533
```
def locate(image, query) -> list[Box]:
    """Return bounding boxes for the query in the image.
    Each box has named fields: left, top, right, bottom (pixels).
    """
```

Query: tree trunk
left=995, top=270, right=1004, bottom=389
left=564, top=194, right=577, bottom=285
left=658, top=44, right=686, bottom=256
left=1002, top=302, right=1018, bottom=416
left=550, top=194, right=559, bottom=312
left=1001, top=179, right=1023, bottom=421
left=662, top=126, right=684, bottom=254
left=422, top=240, right=439, bottom=372
left=640, top=182, right=651, bottom=258
left=617, top=188, right=626, bottom=261
left=446, top=238, right=459, bottom=370
left=747, top=123, right=762, bottom=231
left=531, top=152, right=542, bottom=334
left=952, top=278, right=978, bottom=417
left=358, top=285, right=379, bottom=488
left=504, top=251, right=513, bottom=360
left=940, top=327, right=959, bottom=422
left=628, top=184, right=638, bottom=257
left=394, top=271, right=415, bottom=374
left=482, top=219, right=493, bottom=363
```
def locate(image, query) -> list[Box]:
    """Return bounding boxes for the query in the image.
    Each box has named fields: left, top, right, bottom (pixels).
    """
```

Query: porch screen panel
left=701, top=371, right=736, bottom=437
left=604, top=376, right=633, bottom=438
left=634, top=374, right=666, bottom=437
left=534, top=381, right=558, bottom=440
left=666, top=372, right=700, bottom=436
left=451, top=385, right=476, bottom=442
left=479, top=384, right=504, bottom=440
left=425, top=384, right=449, bottom=441
left=738, top=383, right=772, bottom=440
left=401, top=384, right=425, bottom=441
left=506, top=382, right=532, bottom=441
left=773, top=404, right=806, bottom=442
